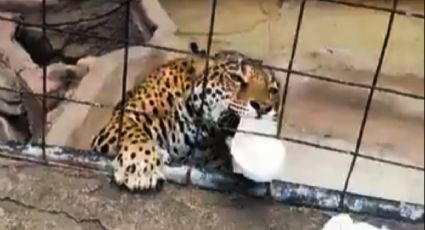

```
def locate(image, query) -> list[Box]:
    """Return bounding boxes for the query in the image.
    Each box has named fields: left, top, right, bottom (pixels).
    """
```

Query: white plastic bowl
left=229, top=117, right=286, bottom=182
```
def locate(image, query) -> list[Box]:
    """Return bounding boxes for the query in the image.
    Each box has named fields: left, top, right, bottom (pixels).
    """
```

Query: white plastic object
left=322, top=214, right=390, bottom=230
left=229, top=116, right=286, bottom=182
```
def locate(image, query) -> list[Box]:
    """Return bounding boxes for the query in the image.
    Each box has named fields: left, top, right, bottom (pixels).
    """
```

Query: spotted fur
left=90, top=43, right=280, bottom=191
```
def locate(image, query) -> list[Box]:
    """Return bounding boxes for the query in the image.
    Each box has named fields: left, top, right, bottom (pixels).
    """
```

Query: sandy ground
left=0, top=158, right=423, bottom=230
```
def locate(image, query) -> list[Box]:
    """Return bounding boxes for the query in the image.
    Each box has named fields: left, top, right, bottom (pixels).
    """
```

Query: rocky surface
left=0, top=0, right=158, bottom=143
left=13, top=0, right=153, bottom=65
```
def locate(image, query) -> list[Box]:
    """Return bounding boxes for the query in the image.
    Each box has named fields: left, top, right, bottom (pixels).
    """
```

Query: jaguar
left=90, top=42, right=280, bottom=191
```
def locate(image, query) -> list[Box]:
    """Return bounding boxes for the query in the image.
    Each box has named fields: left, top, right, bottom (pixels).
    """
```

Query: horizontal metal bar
left=262, top=65, right=425, bottom=100
left=319, top=0, right=425, bottom=19
left=0, top=86, right=422, bottom=172
left=271, top=180, right=424, bottom=223
left=0, top=16, right=423, bottom=101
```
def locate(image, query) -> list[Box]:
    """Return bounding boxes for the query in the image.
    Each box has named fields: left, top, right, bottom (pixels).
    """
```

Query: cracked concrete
left=0, top=159, right=423, bottom=230
left=0, top=197, right=107, bottom=230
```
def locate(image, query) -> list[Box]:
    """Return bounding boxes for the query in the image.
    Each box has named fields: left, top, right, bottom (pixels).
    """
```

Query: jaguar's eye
left=269, top=87, right=279, bottom=95
left=230, top=74, right=245, bottom=84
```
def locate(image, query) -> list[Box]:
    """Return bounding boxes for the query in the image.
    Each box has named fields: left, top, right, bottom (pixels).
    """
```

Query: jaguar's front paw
left=112, top=153, right=165, bottom=191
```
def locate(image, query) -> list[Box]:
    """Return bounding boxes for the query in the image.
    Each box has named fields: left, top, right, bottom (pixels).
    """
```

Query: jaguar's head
left=189, top=47, right=280, bottom=123
left=229, top=64, right=280, bottom=120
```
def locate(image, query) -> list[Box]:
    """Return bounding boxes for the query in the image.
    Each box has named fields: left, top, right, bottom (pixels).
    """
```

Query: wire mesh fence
left=0, top=0, right=424, bottom=222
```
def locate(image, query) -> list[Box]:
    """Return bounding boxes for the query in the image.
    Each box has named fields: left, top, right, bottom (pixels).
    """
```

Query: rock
left=0, top=68, right=31, bottom=142
left=14, top=0, right=156, bottom=65
left=0, top=13, right=39, bottom=142
left=0, top=0, right=59, bottom=13
left=1, top=0, right=167, bottom=144
left=1, top=45, right=90, bottom=143
left=0, top=12, right=36, bottom=72
left=19, top=61, right=90, bottom=111
left=0, top=69, right=24, bottom=116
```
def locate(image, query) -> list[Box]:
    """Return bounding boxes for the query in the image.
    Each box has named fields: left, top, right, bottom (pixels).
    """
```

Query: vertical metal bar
left=339, top=0, right=398, bottom=210
left=194, top=0, right=218, bottom=154
left=190, top=0, right=218, bottom=206
left=198, top=0, right=218, bottom=116
left=117, top=0, right=131, bottom=150
left=276, top=0, right=307, bottom=137
left=41, top=0, right=48, bottom=164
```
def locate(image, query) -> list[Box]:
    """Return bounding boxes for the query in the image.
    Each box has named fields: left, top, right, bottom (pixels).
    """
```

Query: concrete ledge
left=0, top=140, right=423, bottom=223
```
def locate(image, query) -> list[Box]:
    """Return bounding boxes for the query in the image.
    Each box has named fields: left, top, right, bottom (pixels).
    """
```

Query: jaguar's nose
left=249, top=100, right=260, bottom=111
left=263, top=105, right=273, bottom=113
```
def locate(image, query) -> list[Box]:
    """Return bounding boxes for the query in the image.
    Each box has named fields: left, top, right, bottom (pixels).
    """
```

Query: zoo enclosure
left=0, top=0, right=424, bottom=223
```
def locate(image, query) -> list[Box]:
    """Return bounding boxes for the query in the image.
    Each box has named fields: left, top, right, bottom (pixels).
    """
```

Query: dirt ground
left=0, top=159, right=423, bottom=230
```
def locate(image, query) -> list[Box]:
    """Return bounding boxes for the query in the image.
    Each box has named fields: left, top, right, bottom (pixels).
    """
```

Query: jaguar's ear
left=267, top=68, right=276, bottom=79
left=189, top=42, right=207, bottom=56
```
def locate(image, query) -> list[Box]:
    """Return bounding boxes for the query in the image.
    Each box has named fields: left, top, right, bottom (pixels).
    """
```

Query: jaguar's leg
left=90, top=116, right=121, bottom=157
left=112, top=126, right=168, bottom=191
